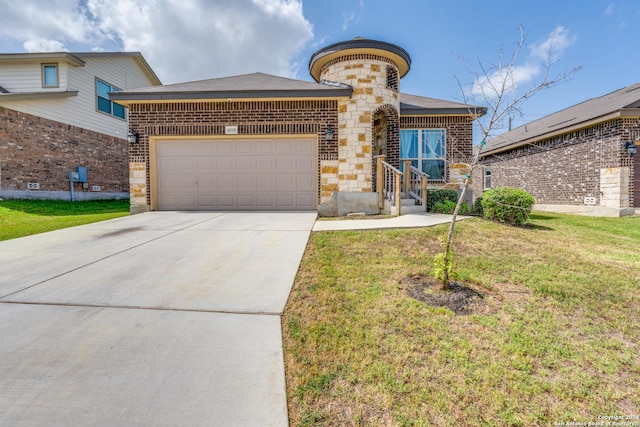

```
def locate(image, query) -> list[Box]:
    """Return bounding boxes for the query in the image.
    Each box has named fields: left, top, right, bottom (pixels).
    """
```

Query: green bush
left=432, top=200, right=457, bottom=214
left=471, top=196, right=484, bottom=216
left=426, top=189, right=458, bottom=212
left=481, top=187, right=535, bottom=226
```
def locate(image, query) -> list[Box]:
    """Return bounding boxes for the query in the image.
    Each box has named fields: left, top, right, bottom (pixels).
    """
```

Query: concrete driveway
left=0, top=211, right=317, bottom=426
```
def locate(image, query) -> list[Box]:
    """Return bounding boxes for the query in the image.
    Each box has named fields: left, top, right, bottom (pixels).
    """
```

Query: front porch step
left=383, top=199, right=426, bottom=215
left=400, top=204, right=427, bottom=214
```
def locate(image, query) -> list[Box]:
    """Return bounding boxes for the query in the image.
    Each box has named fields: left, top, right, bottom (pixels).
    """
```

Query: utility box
left=76, top=166, right=88, bottom=183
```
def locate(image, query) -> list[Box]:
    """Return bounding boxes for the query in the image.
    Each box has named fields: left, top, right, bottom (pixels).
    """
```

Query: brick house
left=111, top=38, right=484, bottom=215
left=479, top=83, right=640, bottom=217
left=0, top=52, right=161, bottom=200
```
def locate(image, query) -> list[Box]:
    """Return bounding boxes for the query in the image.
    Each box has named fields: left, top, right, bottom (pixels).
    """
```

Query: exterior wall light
left=127, top=130, right=139, bottom=144
left=625, top=141, right=637, bottom=156
left=325, top=127, right=334, bottom=141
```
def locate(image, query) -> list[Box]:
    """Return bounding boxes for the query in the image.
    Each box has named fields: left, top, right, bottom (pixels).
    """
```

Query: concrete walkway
left=0, top=211, right=316, bottom=426
left=313, top=212, right=464, bottom=231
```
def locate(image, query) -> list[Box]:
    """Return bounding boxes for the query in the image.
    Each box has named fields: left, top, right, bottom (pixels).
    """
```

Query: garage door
left=156, top=138, right=317, bottom=210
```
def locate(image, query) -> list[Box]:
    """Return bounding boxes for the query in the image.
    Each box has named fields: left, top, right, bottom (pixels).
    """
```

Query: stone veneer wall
left=0, top=106, right=129, bottom=194
left=319, top=54, right=401, bottom=193
left=127, top=100, right=339, bottom=208
left=400, top=115, right=475, bottom=188
left=480, top=118, right=639, bottom=208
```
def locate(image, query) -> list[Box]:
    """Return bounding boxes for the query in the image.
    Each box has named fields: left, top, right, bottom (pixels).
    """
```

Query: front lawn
left=0, top=199, right=130, bottom=241
left=283, top=213, right=640, bottom=426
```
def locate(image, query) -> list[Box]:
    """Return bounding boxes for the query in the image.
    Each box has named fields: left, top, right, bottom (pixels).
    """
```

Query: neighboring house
left=478, top=83, right=640, bottom=217
left=0, top=52, right=161, bottom=200
left=111, top=37, right=484, bottom=215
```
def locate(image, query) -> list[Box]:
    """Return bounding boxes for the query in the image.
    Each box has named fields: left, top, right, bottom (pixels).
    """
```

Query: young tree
left=436, top=26, right=581, bottom=290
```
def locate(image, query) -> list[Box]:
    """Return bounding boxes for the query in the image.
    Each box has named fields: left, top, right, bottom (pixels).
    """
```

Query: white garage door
left=156, top=138, right=317, bottom=211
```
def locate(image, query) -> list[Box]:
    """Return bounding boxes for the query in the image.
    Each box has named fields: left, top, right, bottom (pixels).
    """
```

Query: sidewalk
left=313, top=212, right=469, bottom=231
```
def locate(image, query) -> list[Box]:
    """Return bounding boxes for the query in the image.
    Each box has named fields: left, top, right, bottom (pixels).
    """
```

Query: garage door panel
left=237, top=142, right=257, bottom=153
left=297, top=157, right=315, bottom=172
left=215, top=157, right=237, bottom=173
left=296, top=194, right=315, bottom=209
left=256, top=158, right=275, bottom=172
left=237, top=175, right=256, bottom=190
left=296, top=175, right=315, bottom=191
left=237, top=158, right=257, bottom=173
left=157, top=138, right=316, bottom=210
left=296, top=140, right=315, bottom=154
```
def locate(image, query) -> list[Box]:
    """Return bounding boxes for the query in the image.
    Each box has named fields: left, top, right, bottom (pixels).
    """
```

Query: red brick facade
left=0, top=107, right=129, bottom=193
left=128, top=100, right=339, bottom=206
left=479, top=118, right=639, bottom=208
left=400, top=115, right=475, bottom=188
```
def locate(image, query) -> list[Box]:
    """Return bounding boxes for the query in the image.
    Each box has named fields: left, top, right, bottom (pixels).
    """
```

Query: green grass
left=0, top=199, right=130, bottom=241
left=283, top=212, right=640, bottom=426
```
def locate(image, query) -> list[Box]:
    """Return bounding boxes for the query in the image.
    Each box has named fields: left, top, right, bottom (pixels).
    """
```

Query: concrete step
left=400, top=205, right=427, bottom=214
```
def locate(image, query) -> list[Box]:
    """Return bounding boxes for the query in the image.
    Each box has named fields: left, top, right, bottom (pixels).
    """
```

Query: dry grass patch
left=283, top=213, right=640, bottom=426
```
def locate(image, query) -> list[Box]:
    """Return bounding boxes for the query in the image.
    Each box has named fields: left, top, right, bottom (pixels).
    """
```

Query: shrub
left=432, top=200, right=457, bottom=214
left=481, top=187, right=535, bottom=226
left=426, top=189, right=458, bottom=212
left=471, top=196, right=484, bottom=216
left=432, top=199, right=472, bottom=215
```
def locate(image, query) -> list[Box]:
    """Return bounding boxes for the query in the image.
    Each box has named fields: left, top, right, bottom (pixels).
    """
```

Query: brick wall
left=400, top=115, right=474, bottom=188
left=128, top=100, right=339, bottom=206
left=480, top=118, right=639, bottom=208
left=0, top=106, right=129, bottom=193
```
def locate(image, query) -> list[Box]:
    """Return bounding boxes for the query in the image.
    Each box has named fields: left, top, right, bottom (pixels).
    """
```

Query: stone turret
left=309, top=38, right=411, bottom=209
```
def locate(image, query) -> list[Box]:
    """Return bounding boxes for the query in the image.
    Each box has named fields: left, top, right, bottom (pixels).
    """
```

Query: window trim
left=41, top=63, right=59, bottom=88
left=483, top=166, right=492, bottom=190
left=95, top=77, right=126, bottom=120
left=400, top=128, right=447, bottom=181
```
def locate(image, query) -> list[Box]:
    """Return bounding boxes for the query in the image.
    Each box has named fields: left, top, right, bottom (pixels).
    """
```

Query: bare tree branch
left=436, top=26, right=581, bottom=290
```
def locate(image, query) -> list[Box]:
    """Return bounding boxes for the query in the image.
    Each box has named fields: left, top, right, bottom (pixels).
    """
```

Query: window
left=400, top=129, right=446, bottom=181
left=483, top=166, right=492, bottom=190
left=96, top=79, right=125, bottom=119
left=386, top=65, right=399, bottom=92
left=42, top=64, right=58, bottom=87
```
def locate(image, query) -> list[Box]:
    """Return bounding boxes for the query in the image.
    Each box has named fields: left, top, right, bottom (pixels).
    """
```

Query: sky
left=1, top=0, right=638, bottom=139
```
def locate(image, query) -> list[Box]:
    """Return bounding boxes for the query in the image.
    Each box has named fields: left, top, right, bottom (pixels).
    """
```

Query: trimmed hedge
left=426, top=189, right=458, bottom=212
left=481, top=187, right=535, bottom=226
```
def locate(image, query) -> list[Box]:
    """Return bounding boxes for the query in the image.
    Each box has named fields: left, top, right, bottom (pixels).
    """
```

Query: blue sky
left=1, top=0, right=638, bottom=137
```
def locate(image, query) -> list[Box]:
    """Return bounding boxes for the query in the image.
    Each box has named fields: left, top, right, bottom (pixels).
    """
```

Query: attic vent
left=549, top=117, right=576, bottom=128
left=625, top=86, right=640, bottom=93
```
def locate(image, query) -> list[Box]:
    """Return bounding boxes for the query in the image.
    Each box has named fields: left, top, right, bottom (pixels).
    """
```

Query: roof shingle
left=484, top=82, right=640, bottom=155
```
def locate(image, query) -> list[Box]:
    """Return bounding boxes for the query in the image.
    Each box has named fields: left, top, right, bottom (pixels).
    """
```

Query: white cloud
left=604, top=4, right=614, bottom=15
left=471, top=64, right=540, bottom=98
left=0, top=0, right=314, bottom=84
left=470, top=25, right=575, bottom=100
left=530, top=26, right=576, bottom=62
left=23, top=39, right=68, bottom=52
left=342, top=11, right=355, bottom=31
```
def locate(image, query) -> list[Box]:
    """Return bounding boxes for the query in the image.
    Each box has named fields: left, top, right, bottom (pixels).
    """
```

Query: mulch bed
left=400, top=275, right=489, bottom=315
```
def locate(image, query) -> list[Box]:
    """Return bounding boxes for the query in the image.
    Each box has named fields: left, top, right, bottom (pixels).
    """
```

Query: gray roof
left=309, top=37, right=411, bottom=81
left=483, top=82, right=640, bottom=155
left=400, top=93, right=485, bottom=116
left=110, top=72, right=352, bottom=103
left=0, top=51, right=161, bottom=85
